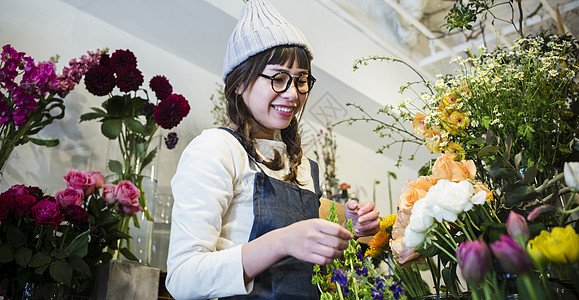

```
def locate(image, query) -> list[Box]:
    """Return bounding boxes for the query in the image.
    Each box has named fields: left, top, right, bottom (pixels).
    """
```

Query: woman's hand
left=344, top=200, right=380, bottom=237
left=281, top=219, right=353, bottom=265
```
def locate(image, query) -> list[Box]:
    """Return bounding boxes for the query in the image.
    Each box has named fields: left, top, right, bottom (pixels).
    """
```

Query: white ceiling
left=56, top=0, right=579, bottom=167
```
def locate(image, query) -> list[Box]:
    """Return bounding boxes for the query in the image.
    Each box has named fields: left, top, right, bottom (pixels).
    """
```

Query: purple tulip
left=527, top=204, right=558, bottom=221
left=490, top=234, right=532, bottom=275
left=457, top=239, right=492, bottom=283
left=506, top=211, right=529, bottom=245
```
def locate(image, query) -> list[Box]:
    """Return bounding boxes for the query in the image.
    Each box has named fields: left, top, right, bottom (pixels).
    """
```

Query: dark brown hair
left=224, top=46, right=312, bottom=185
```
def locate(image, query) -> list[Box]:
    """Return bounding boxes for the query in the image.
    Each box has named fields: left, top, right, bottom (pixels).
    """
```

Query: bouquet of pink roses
left=0, top=169, right=141, bottom=298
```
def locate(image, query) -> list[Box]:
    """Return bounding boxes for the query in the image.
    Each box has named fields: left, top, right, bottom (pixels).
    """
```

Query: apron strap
left=218, top=126, right=265, bottom=173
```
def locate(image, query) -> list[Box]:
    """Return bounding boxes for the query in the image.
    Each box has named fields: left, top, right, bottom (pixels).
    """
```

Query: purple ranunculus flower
left=149, top=75, right=173, bottom=101
left=154, top=93, right=190, bottom=129
left=84, top=65, right=115, bottom=96
left=457, top=239, right=492, bottom=283
left=490, top=234, right=532, bottom=275
left=164, top=132, right=179, bottom=149
left=115, top=65, right=143, bottom=92
left=32, top=200, right=65, bottom=226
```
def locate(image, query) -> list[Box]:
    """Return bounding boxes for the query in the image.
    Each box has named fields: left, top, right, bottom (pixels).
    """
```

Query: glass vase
left=105, top=135, right=160, bottom=266
left=149, top=192, right=174, bottom=270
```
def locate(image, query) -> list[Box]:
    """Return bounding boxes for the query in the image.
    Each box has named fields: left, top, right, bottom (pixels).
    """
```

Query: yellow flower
left=531, top=226, right=579, bottom=264
left=368, top=231, right=390, bottom=253
left=365, top=246, right=383, bottom=258
left=382, top=214, right=398, bottom=230
left=527, top=240, right=550, bottom=270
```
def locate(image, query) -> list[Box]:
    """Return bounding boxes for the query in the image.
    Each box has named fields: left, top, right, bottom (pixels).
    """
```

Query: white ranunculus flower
left=428, top=180, right=475, bottom=222
left=403, top=228, right=426, bottom=248
left=470, top=191, right=487, bottom=205
left=406, top=198, right=434, bottom=232
left=564, top=162, right=579, bottom=191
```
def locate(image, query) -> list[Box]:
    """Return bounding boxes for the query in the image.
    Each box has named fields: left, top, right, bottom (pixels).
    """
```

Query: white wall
left=0, top=0, right=423, bottom=218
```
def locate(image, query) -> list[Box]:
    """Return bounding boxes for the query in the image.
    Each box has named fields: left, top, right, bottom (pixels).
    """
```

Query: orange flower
left=398, top=176, right=435, bottom=213
left=474, top=183, right=493, bottom=200
left=424, top=129, right=447, bottom=153
left=441, top=111, right=469, bottom=135
left=431, top=152, right=475, bottom=182
left=412, top=113, right=428, bottom=136
left=367, top=231, right=391, bottom=257
left=445, top=142, right=466, bottom=160
left=339, top=183, right=351, bottom=190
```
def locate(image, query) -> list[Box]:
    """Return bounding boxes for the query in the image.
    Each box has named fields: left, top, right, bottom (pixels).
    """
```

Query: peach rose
left=432, top=152, right=475, bottom=182
left=413, top=113, right=428, bottom=136
left=474, top=183, right=493, bottom=200
left=398, top=176, right=435, bottom=213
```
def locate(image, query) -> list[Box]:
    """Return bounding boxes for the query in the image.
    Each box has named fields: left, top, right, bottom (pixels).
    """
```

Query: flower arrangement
left=79, top=48, right=191, bottom=244
left=0, top=44, right=103, bottom=173
left=0, top=169, right=140, bottom=298
left=313, top=124, right=340, bottom=197
left=312, top=202, right=406, bottom=300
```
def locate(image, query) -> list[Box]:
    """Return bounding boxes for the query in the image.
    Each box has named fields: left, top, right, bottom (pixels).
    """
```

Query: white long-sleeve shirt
left=166, top=128, right=316, bottom=300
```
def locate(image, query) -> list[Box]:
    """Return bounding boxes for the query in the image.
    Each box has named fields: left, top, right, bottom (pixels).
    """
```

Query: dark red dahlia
left=164, top=132, right=179, bottom=149
left=0, top=193, right=13, bottom=220
left=99, top=52, right=111, bottom=68
left=116, top=66, right=143, bottom=93
left=109, top=49, right=137, bottom=73
left=84, top=65, right=116, bottom=96
left=149, top=75, right=173, bottom=101
left=154, top=94, right=190, bottom=129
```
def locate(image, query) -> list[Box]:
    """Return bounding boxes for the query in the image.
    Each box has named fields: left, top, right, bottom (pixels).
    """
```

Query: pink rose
left=115, top=201, right=143, bottom=216
left=102, top=184, right=117, bottom=204
left=63, top=169, right=96, bottom=196
left=32, top=200, right=65, bottom=226
left=90, top=171, right=105, bottom=189
left=55, top=187, right=84, bottom=207
left=7, top=184, right=28, bottom=197
left=114, top=181, right=142, bottom=217
left=114, top=181, right=141, bottom=206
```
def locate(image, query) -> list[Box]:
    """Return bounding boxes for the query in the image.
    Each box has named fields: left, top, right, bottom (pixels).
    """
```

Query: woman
left=166, top=0, right=380, bottom=298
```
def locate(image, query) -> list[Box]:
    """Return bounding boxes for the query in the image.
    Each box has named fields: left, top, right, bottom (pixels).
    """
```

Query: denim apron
left=220, top=127, right=321, bottom=299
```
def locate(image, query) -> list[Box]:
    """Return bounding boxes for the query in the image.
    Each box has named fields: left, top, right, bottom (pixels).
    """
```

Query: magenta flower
left=115, top=66, right=143, bottom=92
left=490, top=234, right=532, bottom=275
left=149, top=75, right=173, bottom=100
left=102, top=184, right=117, bottom=204
left=113, top=180, right=142, bottom=217
left=506, top=211, right=529, bottom=245
left=457, top=239, right=492, bottom=283
left=154, top=93, right=190, bottom=129
left=32, top=200, right=65, bottom=226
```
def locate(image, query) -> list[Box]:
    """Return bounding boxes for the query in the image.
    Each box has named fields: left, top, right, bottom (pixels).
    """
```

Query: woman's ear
left=235, top=83, right=244, bottom=95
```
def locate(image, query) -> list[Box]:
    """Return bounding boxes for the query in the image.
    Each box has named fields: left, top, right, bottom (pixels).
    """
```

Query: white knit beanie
left=222, top=0, right=314, bottom=83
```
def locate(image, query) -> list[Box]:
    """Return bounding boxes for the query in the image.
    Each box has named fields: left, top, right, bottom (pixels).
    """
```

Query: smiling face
left=240, top=62, right=308, bottom=139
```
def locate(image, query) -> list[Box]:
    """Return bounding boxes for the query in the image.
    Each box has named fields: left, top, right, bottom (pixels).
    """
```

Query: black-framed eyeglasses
left=258, top=72, right=316, bottom=94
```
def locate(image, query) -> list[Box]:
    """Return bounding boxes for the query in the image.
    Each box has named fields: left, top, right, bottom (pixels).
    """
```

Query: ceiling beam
left=381, top=0, right=459, bottom=59
left=315, top=0, right=433, bottom=78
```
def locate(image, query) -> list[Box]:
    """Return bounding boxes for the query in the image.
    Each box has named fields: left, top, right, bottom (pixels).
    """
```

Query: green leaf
left=490, top=167, right=518, bottom=180
left=28, top=137, right=60, bottom=147
left=415, top=243, right=439, bottom=257
left=504, top=135, right=512, bottom=162
left=66, top=255, right=91, bottom=276
left=79, top=112, right=104, bottom=122
left=108, top=159, right=123, bottom=176
left=126, top=118, right=146, bottom=135
left=7, top=227, right=26, bottom=247
left=119, top=247, right=139, bottom=261
left=49, top=260, right=73, bottom=286
left=65, top=232, right=89, bottom=257
left=514, top=151, right=523, bottom=170
left=0, top=243, right=14, bottom=262
left=101, top=119, right=122, bottom=139
left=478, top=145, right=500, bottom=157
left=523, top=164, right=539, bottom=184
left=504, top=184, right=538, bottom=207
left=14, top=247, right=33, bottom=267
left=28, top=252, right=52, bottom=268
